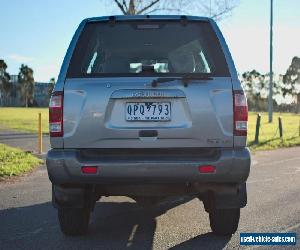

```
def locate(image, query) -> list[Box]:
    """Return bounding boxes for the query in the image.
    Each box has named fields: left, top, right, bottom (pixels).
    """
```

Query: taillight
left=233, top=90, right=248, bottom=136
left=81, top=166, right=98, bottom=174
left=198, top=165, right=216, bottom=173
left=49, top=91, right=63, bottom=137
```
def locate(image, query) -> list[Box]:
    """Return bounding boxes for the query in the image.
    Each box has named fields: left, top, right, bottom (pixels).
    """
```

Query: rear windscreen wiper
left=151, top=77, right=178, bottom=87
left=151, top=75, right=213, bottom=87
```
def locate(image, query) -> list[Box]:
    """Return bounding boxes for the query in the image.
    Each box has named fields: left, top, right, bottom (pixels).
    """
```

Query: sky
left=1, top=0, right=300, bottom=82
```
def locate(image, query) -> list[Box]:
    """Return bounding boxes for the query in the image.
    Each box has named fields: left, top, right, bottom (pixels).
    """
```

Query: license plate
left=126, top=102, right=171, bottom=121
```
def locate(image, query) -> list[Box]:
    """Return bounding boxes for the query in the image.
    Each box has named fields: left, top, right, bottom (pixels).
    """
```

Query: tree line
left=242, top=57, right=300, bottom=113
left=0, top=59, right=55, bottom=107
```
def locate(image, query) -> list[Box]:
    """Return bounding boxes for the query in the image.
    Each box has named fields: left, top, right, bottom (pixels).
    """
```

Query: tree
left=241, top=70, right=267, bottom=111
left=282, top=57, right=300, bottom=113
left=241, top=70, right=282, bottom=111
left=0, top=59, right=12, bottom=106
left=18, top=64, right=35, bottom=107
left=48, top=77, right=55, bottom=97
left=108, top=0, right=239, bottom=21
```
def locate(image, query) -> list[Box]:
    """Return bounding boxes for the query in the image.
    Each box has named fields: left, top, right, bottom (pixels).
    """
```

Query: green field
left=0, top=108, right=49, bottom=133
left=0, top=108, right=299, bottom=151
left=248, top=112, right=300, bottom=150
left=0, top=143, right=42, bottom=178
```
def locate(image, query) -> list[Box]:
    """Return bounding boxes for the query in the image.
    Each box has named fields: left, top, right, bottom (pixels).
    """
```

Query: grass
left=248, top=112, right=300, bottom=151
left=0, top=108, right=299, bottom=151
left=0, top=143, right=43, bottom=178
left=0, top=107, right=49, bottom=133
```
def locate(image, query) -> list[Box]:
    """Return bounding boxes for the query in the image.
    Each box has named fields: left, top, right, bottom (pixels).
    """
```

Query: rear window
left=67, top=20, right=230, bottom=78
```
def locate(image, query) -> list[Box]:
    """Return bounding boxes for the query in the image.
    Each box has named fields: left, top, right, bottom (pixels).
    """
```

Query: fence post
left=299, top=118, right=300, bottom=137
left=278, top=116, right=283, bottom=138
left=255, top=113, right=261, bottom=144
left=38, top=113, right=43, bottom=154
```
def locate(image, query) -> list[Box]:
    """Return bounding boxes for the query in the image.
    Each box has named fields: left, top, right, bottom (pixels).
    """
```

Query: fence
left=250, top=113, right=300, bottom=147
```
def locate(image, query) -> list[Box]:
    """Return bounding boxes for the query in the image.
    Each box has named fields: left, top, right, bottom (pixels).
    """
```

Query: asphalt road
left=0, top=128, right=50, bottom=153
left=0, top=140, right=299, bottom=249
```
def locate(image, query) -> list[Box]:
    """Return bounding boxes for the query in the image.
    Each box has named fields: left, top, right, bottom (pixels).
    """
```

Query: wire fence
left=249, top=112, right=300, bottom=148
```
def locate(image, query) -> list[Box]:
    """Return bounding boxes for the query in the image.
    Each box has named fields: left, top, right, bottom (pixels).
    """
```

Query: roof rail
left=180, top=15, right=188, bottom=25
left=108, top=16, right=116, bottom=26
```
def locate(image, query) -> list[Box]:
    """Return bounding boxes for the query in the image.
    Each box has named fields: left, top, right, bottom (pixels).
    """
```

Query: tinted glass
left=67, top=20, right=230, bottom=77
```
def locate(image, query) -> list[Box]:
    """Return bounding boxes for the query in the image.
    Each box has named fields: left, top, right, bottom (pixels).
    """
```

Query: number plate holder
left=125, top=102, right=171, bottom=121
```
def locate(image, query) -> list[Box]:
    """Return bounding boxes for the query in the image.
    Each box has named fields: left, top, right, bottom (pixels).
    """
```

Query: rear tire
left=58, top=208, right=90, bottom=236
left=209, top=208, right=240, bottom=236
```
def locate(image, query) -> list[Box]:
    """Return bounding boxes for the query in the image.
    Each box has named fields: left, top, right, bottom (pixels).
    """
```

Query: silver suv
left=46, top=15, right=250, bottom=236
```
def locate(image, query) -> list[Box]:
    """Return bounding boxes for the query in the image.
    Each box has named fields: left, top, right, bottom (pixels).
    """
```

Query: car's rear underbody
left=48, top=147, right=250, bottom=210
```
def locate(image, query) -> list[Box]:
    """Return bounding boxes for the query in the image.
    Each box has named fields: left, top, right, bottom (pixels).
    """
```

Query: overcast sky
left=1, top=0, right=299, bottom=82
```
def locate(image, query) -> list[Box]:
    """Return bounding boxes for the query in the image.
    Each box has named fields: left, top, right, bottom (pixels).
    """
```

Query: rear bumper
left=46, top=147, right=251, bottom=185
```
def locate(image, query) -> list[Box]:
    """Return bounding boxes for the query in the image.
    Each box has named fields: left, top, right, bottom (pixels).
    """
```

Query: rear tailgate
left=63, top=77, right=233, bottom=148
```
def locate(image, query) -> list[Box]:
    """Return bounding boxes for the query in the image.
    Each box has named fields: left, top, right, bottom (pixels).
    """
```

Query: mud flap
left=52, top=185, right=96, bottom=210
left=203, top=183, right=247, bottom=211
